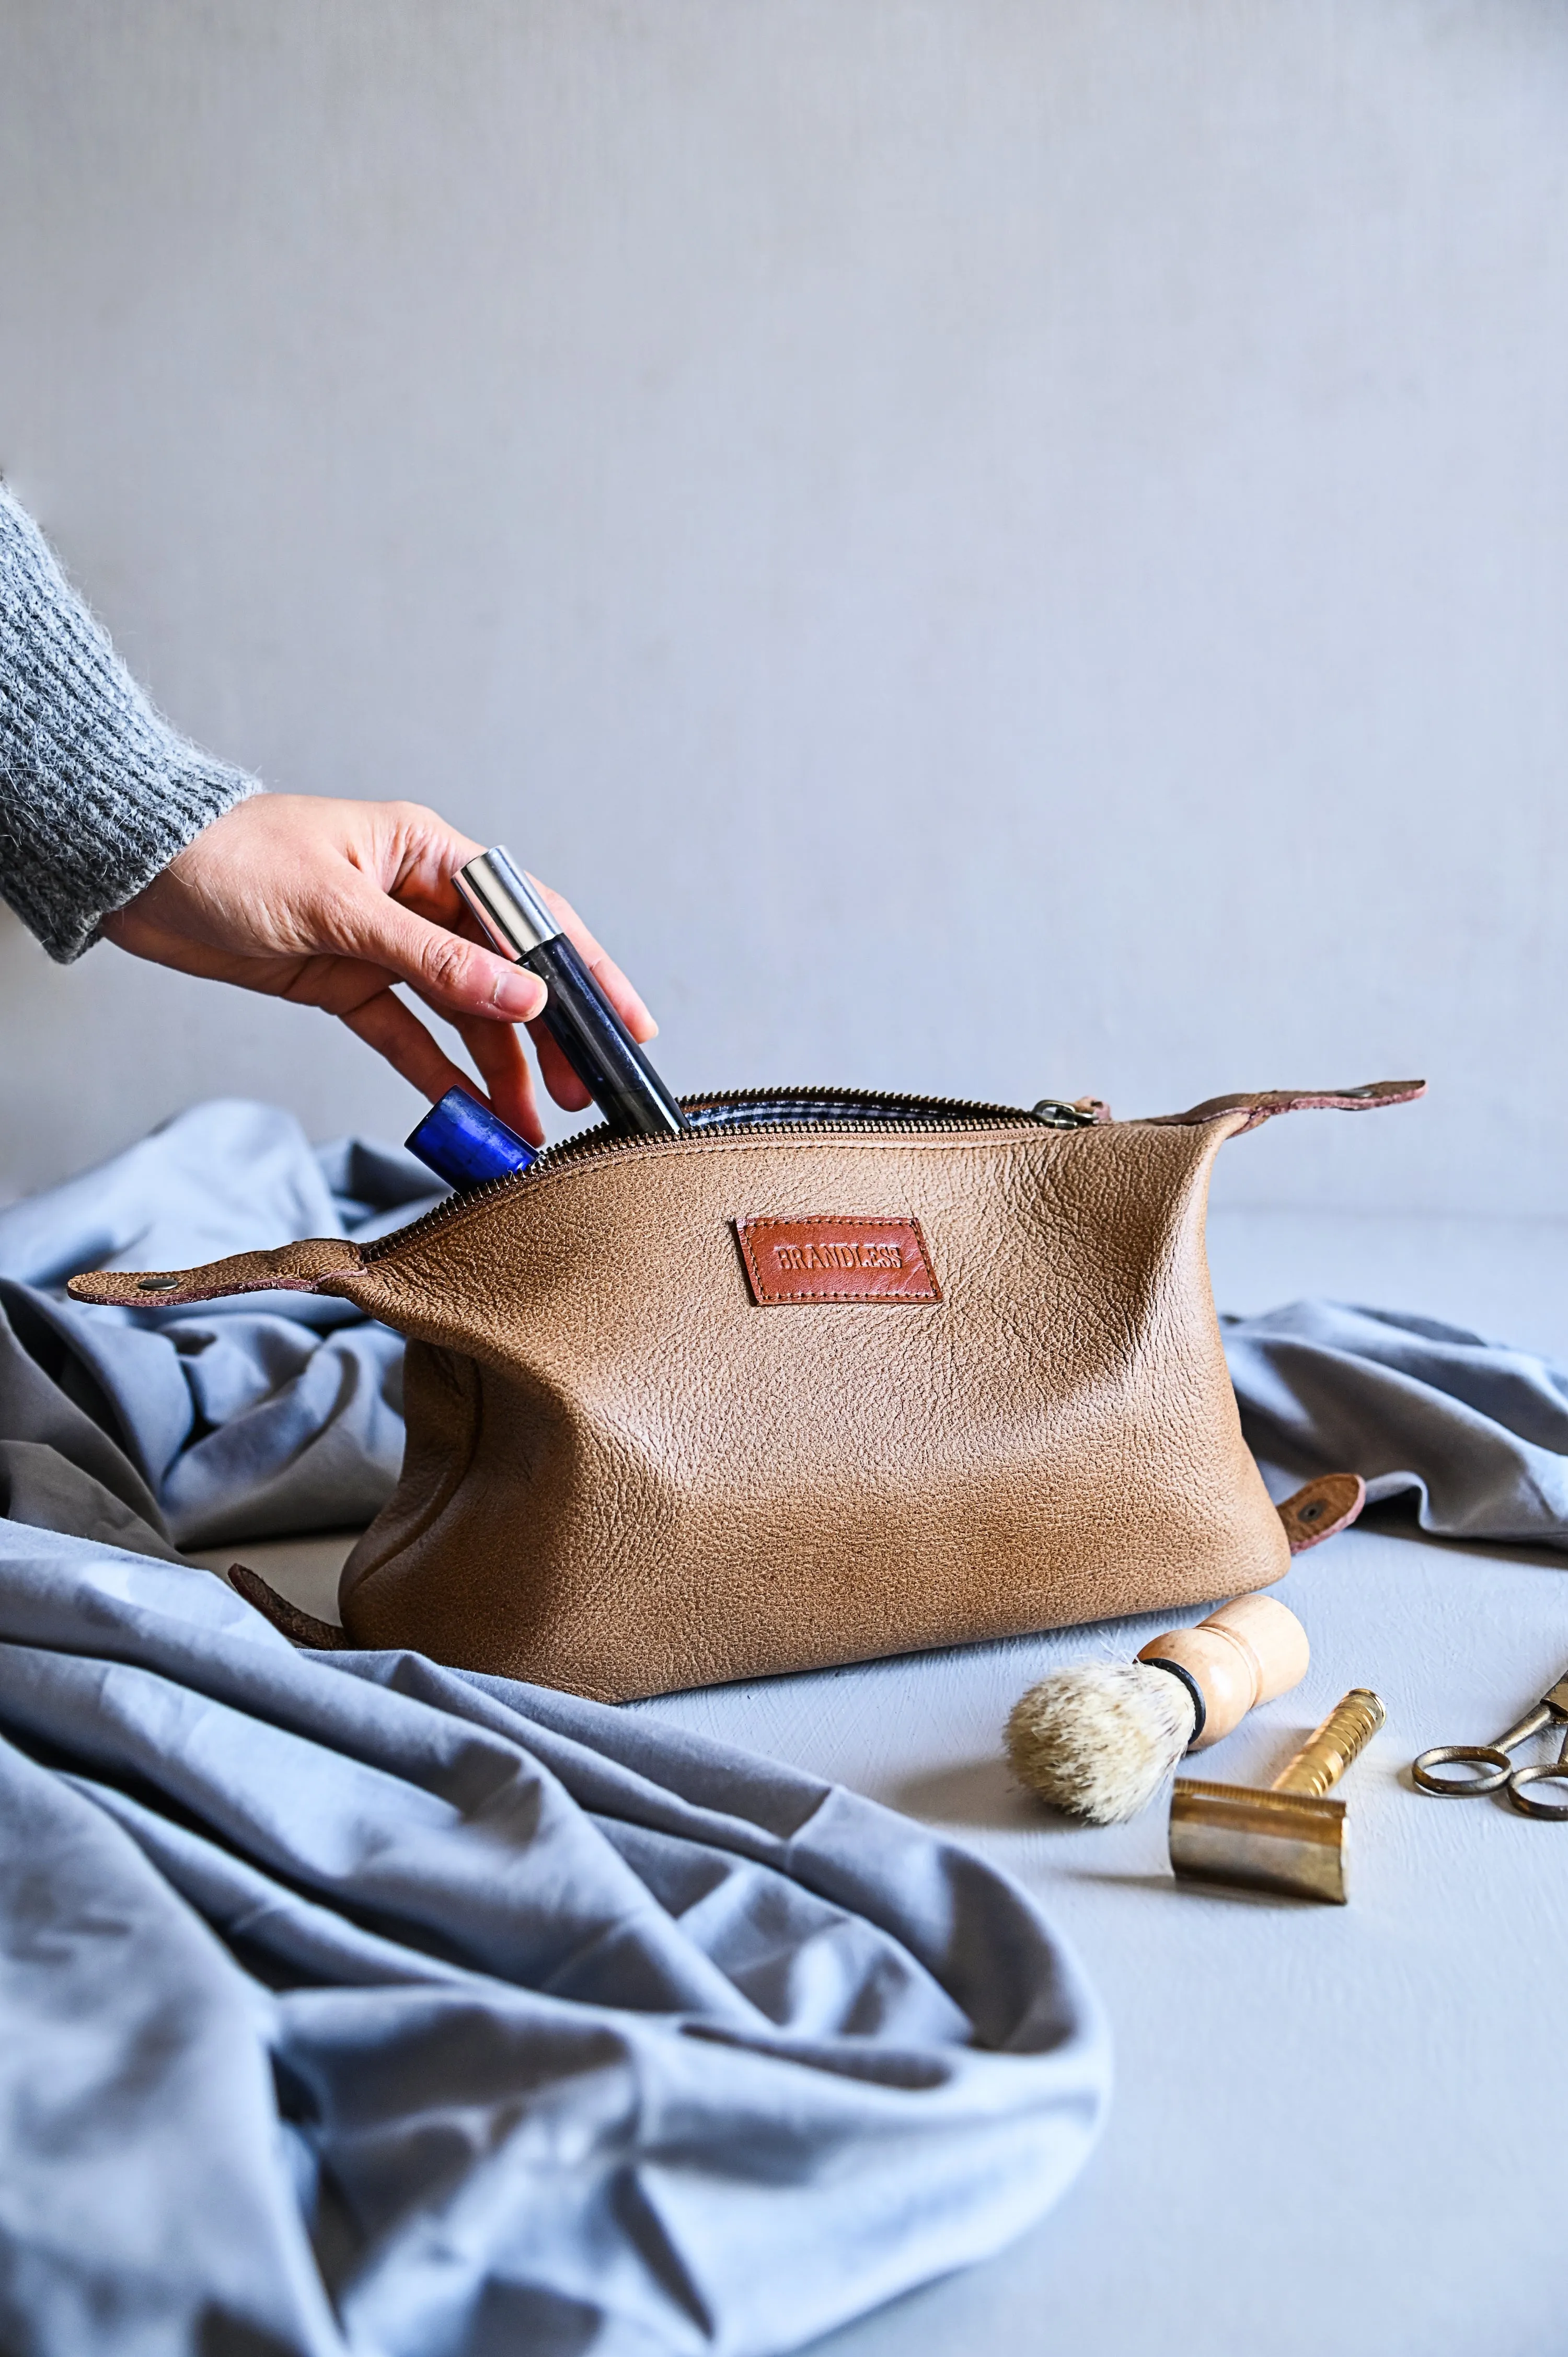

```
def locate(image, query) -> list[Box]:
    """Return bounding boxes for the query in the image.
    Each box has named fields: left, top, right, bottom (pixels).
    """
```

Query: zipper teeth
left=682, top=1083, right=1049, bottom=1123
left=362, top=1088, right=1086, bottom=1265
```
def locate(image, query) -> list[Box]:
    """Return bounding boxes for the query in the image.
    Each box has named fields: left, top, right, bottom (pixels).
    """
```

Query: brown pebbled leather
left=1276, top=1472, right=1367, bottom=1553
left=65, top=1080, right=1422, bottom=1703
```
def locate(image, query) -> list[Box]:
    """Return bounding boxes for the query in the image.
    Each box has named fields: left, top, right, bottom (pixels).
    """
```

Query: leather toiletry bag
left=72, top=1079, right=1422, bottom=1702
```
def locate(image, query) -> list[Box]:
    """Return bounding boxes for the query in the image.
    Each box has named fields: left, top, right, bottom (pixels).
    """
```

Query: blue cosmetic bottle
left=454, top=848, right=689, bottom=1140
left=405, top=1088, right=537, bottom=1192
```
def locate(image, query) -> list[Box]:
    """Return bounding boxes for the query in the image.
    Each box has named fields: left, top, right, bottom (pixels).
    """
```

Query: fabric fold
left=1225, top=1299, right=1568, bottom=1545
left=0, top=1525, right=1109, bottom=2356
left=0, top=1099, right=441, bottom=1551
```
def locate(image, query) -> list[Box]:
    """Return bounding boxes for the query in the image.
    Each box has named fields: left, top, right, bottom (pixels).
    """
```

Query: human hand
left=101, top=795, right=657, bottom=1144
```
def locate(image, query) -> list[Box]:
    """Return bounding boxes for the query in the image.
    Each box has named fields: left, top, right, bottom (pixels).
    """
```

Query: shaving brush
left=1006, top=1593, right=1310, bottom=1826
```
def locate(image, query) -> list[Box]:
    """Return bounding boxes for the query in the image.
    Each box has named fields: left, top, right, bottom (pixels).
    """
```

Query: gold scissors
left=1414, top=1667, right=1568, bottom=1819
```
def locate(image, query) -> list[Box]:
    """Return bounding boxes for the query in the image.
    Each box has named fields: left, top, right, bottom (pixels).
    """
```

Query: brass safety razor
left=1168, top=1688, right=1386, bottom=1903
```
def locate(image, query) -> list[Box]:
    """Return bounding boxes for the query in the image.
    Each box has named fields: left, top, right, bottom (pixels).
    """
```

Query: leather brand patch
left=734, top=1216, right=940, bottom=1305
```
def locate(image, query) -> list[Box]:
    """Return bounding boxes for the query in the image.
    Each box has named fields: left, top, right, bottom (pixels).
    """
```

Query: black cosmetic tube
left=455, top=848, right=689, bottom=1139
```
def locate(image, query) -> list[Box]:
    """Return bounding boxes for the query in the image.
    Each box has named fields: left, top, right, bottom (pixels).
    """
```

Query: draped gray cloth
left=0, top=1099, right=439, bottom=1554
left=1224, top=1299, right=1568, bottom=1545
left=0, top=1524, right=1106, bottom=2357
left=0, top=1107, right=1110, bottom=2354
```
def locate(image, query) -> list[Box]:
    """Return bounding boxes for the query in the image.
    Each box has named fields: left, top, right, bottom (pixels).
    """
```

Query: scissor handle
left=1509, top=1762, right=1568, bottom=1821
left=1413, top=1743, right=1513, bottom=1796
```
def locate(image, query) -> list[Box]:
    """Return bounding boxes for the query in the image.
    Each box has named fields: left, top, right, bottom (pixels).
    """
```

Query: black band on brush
left=1142, top=1657, right=1206, bottom=1747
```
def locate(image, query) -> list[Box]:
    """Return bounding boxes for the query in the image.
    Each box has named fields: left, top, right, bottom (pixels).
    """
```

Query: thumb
left=342, top=884, right=548, bottom=1023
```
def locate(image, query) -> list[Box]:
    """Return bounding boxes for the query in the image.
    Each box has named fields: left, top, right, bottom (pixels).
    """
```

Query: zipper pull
left=1031, top=1098, right=1108, bottom=1129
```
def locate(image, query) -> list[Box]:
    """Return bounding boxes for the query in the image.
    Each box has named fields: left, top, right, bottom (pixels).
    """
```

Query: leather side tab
left=1149, top=1079, right=1425, bottom=1132
left=1276, top=1473, right=1366, bottom=1553
left=228, top=1562, right=352, bottom=1648
left=66, top=1236, right=364, bottom=1309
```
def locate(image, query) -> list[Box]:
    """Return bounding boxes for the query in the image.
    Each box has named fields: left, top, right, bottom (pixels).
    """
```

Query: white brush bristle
left=1005, top=1661, right=1196, bottom=1825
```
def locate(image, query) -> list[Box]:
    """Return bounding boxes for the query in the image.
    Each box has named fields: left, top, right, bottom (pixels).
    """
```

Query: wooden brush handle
left=1137, top=1594, right=1310, bottom=1750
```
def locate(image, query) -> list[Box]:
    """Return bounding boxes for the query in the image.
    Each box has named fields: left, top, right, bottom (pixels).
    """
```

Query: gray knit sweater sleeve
left=0, top=483, right=259, bottom=961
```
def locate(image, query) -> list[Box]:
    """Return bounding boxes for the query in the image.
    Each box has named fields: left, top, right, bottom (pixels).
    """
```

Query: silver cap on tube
left=454, top=847, right=561, bottom=959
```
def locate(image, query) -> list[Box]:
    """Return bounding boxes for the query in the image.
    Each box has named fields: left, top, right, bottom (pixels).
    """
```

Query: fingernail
left=493, top=968, right=547, bottom=1018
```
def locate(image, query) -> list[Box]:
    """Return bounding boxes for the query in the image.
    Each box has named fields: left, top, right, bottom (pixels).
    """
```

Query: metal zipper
left=362, top=1086, right=1097, bottom=1265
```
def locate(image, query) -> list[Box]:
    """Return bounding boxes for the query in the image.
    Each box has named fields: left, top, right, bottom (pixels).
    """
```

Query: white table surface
left=196, top=1209, right=1568, bottom=2357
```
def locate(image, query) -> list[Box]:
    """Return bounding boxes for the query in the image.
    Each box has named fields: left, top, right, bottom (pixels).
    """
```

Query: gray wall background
left=1, top=0, right=1563, bottom=1213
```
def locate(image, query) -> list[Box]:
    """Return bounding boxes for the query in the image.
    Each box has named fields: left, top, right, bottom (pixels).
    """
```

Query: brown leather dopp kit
left=70, top=1079, right=1423, bottom=1704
